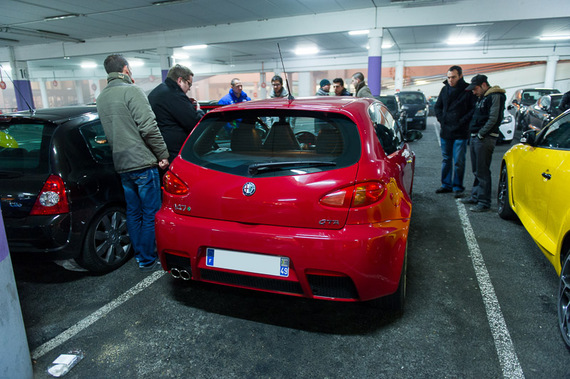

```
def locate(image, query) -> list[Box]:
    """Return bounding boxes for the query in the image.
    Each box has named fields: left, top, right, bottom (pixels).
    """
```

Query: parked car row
left=507, top=88, right=560, bottom=130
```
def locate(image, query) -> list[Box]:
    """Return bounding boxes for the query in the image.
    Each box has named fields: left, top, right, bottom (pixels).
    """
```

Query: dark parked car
left=376, top=95, right=408, bottom=135
left=507, top=88, right=560, bottom=129
left=395, top=91, right=429, bottom=130
left=0, top=106, right=131, bottom=273
left=520, top=93, right=564, bottom=132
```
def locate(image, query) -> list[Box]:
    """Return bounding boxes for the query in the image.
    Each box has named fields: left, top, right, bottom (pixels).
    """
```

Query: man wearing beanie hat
left=316, top=79, right=331, bottom=96
left=461, top=74, right=506, bottom=212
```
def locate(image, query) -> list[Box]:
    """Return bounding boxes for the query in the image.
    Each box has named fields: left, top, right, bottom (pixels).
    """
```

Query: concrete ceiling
left=1, top=0, right=569, bottom=76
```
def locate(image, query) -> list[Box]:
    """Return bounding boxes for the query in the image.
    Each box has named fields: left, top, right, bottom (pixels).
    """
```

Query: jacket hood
left=107, top=72, right=133, bottom=85
left=484, top=85, right=506, bottom=96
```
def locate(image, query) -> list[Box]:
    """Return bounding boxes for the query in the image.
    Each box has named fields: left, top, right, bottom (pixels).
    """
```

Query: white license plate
left=406, top=118, right=414, bottom=122
left=205, top=248, right=290, bottom=277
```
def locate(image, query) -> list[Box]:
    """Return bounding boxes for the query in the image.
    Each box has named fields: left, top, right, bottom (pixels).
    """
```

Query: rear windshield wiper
left=248, top=161, right=336, bottom=175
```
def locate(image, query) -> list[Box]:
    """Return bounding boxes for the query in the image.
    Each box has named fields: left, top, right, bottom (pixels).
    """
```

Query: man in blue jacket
left=218, top=78, right=251, bottom=105
left=148, top=64, right=204, bottom=163
left=434, top=65, right=475, bottom=197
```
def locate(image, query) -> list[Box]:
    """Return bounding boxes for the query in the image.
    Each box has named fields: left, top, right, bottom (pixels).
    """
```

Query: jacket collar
left=107, top=72, right=133, bottom=85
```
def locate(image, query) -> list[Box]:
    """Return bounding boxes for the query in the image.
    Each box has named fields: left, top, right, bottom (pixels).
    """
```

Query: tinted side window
left=368, top=103, right=401, bottom=155
left=536, top=114, right=570, bottom=150
left=80, top=121, right=113, bottom=163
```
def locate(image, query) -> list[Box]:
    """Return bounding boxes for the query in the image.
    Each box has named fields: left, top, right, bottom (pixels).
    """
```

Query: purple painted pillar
left=368, top=56, right=382, bottom=97
left=161, top=69, right=168, bottom=83
left=14, top=80, right=35, bottom=111
left=0, top=210, right=33, bottom=378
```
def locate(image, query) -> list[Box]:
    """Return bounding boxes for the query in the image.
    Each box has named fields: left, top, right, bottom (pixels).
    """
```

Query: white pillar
left=298, top=72, right=311, bottom=97
left=260, top=72, right=267, bottom=99
left=75, top=80, right=84, bottom=105
left=544, top=55, right=559, bottom=89
left=0, top=210, right=33, bottom=379
left=39, top=80, right=49, bottom=109
left=157, top=47, right=173, bottom=82
left=395, top=61, right=405, bottom=92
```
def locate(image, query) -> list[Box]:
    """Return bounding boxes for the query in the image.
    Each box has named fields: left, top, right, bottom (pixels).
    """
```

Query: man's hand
left=158, top=158, right=169, bottom=170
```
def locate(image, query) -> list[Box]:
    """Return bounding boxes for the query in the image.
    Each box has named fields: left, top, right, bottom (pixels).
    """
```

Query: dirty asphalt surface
left=12, top=117, right=570, bottom=378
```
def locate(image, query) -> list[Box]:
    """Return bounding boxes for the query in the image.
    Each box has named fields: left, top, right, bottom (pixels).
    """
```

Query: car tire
left=78, top=206, right=132, bottom=273
left=497, top=165, right=517, bottom=220
left=558, top=250, right=570, bottom=349
left=420, top=119, right=427, bottom=130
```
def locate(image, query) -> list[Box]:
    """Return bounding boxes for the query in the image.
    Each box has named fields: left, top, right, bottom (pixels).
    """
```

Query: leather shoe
left=470, top=205, right=490, bottom=212
left=435, top=187, right=452, bottom=194
left=461, top=198, right=477, bottom=205
left=453, top=191, right=464, bottom=198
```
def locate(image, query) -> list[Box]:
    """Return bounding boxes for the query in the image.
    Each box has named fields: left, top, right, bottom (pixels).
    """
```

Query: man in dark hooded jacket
left=148, top=64, right=204, bottom=163
left=434, top=65, right=476, bottom=196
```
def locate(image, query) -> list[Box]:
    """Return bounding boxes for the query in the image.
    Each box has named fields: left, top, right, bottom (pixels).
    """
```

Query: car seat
left=316, top=128, right=343, bottom=154
left=230, top=124, right=262, bottom=152
left=262, top=118, right=300, bottom=151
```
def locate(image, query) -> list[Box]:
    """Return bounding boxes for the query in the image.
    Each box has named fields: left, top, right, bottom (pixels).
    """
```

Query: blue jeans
left=468, top=136, right=496, bottom=208
left=440, top=138, right=468, bottom=192
left=120, top=167, right=161, bottom=267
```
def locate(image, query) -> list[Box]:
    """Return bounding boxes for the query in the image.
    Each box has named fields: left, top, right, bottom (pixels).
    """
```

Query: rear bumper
left=156, top=209, right=408, bottom=302
left=4, top=214, right=81, bottom=259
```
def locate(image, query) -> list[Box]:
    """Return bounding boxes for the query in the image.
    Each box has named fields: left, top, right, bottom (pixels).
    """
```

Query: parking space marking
left=456, top=200, right=524, bottom=379
left=31, top=270, right=166, bottom=360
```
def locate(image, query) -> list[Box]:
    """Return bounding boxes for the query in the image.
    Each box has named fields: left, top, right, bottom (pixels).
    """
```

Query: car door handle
left=542, top=172, right=552, bottom=180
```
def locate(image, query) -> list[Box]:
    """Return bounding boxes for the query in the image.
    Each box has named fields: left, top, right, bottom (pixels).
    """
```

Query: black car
left=507, top=88, right=560, bottom=129
left=395, top=91, right=429, bottom=130
left=376, top=95, right=408, bottom=135
left=0, top=106, right=131, bottom=273
left=521, top=93, right=564, bottom=132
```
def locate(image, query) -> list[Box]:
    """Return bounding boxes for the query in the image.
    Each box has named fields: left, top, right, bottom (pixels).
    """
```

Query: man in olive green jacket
left=97, top=54, right=169, bottom=271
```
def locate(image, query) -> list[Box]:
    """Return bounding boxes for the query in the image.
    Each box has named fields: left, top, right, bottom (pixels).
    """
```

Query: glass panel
left=538, top=114, right=570, bottom=150
left=0, top=123, right=46, bottom=170
left=80, top=121, right=113, bottom=163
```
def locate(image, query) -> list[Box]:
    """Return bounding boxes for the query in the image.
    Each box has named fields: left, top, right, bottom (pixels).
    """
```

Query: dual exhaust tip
left=170, top=267, right=191, bottom=280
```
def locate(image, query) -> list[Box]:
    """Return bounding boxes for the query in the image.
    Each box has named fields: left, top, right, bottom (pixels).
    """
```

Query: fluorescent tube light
left=294, top=46, right=319, bottom=55
left=182, top=44, right=208, bottom=50
left=446, top=36, right=479, bottom=45
left=80, top=62, right=97, bottom=69
left=539, top=35, right=570, bottom=41
left=349, top=30, right=369, bottom=36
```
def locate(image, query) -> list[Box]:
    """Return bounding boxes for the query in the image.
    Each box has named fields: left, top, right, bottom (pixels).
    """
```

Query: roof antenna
left=277, top=43, right=294, bottom=102
left=0, top=64, right=35, bottom=114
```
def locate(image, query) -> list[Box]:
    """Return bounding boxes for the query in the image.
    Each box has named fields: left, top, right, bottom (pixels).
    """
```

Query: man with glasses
left=269, top=75, right=289, bottom=98
left=148, top=64, right=204, bottom=164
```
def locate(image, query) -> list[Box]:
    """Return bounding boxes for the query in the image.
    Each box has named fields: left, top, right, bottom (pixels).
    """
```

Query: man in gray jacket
left=97, top=54, right=169, bottom=271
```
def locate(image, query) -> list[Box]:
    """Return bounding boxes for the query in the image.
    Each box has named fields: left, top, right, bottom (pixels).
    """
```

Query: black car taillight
left=30, top=175, right=70, bottom=215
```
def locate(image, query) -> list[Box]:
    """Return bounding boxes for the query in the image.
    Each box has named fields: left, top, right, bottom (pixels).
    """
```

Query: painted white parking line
left=31, top=270, right=166, bottom=360
left=456, top=199, right=524, bottom=379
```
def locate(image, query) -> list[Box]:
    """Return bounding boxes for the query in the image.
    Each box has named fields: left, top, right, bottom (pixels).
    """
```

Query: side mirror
left=520, top=130, right=537, bottom=145
left=404, top=130, right=423, bottom=142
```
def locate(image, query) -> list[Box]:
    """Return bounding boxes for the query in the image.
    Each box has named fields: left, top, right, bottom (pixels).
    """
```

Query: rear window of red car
left=180, top=109, right=361, bottom=177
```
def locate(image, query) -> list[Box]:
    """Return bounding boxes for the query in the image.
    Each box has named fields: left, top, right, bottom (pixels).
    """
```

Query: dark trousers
left=468, top=136, right=496, bottom=208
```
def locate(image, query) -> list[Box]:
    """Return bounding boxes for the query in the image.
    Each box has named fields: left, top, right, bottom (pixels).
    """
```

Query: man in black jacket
left=434, top=65, right=475, bottom=196
left=461, top=74, right=506, bottom=212
left=148, top=64, right=204, bottom=164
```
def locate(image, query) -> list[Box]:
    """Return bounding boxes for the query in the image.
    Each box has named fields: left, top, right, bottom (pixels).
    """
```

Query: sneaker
left=460, top=198, right=477, bottom=205
left=470, top=204, right=490, bottom=213
left=139, top=259, right=162, bottom=272
left=435, top=187, right=452, bottom=194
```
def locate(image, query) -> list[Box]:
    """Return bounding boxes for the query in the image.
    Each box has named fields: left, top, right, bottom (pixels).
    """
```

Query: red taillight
left=163, top=171, right=189, bottom=195
left=30, top=175, right=69, bottom=215
left=320, top=181, right=385, bottom=208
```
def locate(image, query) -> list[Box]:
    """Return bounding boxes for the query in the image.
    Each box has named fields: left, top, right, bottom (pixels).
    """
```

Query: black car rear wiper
left=248, top=161, right=336, bottom=175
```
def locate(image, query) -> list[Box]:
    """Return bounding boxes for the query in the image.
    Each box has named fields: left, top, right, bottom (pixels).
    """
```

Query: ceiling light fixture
left=365, top=42, right=394, bottom=49
left=44, top=14, right=80, bottom=21
left=455, top=23, right=493, bottom=27
left=349, top=30, right=369, bottom=36
left=182, top=44, right=208, bottom=50
left=129, top=60, right=145, bottom=68
left=294, top=46, right=319, bottom=55
left=446, top=36, right=479, bottom=45
left=539, top=35, right=570, bottom=41
left=80, top=62, right=97, bottom=69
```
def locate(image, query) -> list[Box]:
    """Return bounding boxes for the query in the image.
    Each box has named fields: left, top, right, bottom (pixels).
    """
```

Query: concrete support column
left=544, top=55, right=559, bottom=89
left=395, top=61, right=405, bottom=92
left=0, top=210, right=33, bottom=379
left=39, top=80, right=49, bottom=109
left=367, top=28, right=383, bottom=96
left=9, top=48, right=35, bottom=111
left=75, top=80, right=84, bottom=105
left=260, top=72, right=267, bottom=99
left=298, top=72, right=311, bottom=97
left=158, top=47, right=173, bottom=82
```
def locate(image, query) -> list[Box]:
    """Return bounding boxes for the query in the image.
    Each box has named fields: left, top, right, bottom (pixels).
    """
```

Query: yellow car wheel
left=497, top=164, right=517, bottom=220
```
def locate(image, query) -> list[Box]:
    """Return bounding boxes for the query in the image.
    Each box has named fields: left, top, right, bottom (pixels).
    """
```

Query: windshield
left=181, top=110, right=361, bottom=177
left=398, top=93, right=426, bottom=105
left=521, top=90, right=560, bottom=106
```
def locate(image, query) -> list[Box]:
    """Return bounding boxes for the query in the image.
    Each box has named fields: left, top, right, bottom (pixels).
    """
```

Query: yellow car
left=497, top=109, right=570, bottom=348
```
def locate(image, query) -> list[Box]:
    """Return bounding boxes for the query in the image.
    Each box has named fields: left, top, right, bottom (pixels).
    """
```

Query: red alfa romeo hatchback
left=156, top=97, right=415, bottom=312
